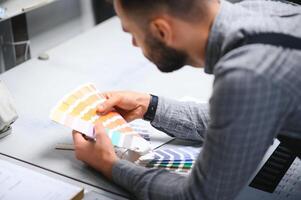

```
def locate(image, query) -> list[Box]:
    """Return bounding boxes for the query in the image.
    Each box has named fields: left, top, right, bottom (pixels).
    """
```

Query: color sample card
left=50, top=83, right=151, bottom=154
left=138, top=146, right=200, bottom=173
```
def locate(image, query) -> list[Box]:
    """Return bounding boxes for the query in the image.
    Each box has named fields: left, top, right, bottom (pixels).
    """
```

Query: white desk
left=0, top=17, right=213, bottom=198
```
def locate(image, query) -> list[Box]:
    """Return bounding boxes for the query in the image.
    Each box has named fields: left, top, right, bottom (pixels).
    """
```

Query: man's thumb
left=94, top=122, right=106, bottom=140
left=97, top=96, right=119, bottom=114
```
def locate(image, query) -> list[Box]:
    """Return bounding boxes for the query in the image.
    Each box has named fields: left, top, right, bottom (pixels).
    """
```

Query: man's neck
left=185, top=1, right=221, bottom=68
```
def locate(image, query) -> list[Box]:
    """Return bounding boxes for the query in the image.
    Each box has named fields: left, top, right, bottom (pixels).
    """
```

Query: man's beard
left=144, top=33, right=189, bottom=73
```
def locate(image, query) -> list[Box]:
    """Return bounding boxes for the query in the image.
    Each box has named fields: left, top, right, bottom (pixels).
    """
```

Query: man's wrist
left=138, top=94, right=151, bottom=115
left=143, top=95, right=158, bottom=122
left=100, top=154, right=119, bottom=180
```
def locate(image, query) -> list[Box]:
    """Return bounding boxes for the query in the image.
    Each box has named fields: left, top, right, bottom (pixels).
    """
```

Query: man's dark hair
left=116, top=0, right=210, bottom=23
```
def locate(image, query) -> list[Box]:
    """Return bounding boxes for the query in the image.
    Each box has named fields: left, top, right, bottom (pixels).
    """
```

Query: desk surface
left=0, top=17, right=213, bottom=198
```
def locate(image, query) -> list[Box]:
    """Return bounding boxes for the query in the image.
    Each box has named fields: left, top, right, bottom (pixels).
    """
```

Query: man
left=72, top=0, right=301, bottom=199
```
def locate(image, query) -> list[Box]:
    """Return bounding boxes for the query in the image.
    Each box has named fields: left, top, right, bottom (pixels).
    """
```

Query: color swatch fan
left=138, top=146, right=200, bottom=173
left=50, top=83, right=151, bottom=154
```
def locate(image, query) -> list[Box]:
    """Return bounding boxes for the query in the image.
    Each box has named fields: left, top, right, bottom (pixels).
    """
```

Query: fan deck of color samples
left=138, top=147, right=200, bottom=173
left=50, top=83, right=150, bottom=154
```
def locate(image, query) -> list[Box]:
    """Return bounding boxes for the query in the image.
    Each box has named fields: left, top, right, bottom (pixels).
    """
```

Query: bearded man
left=72, top=0, right=301, bottom=199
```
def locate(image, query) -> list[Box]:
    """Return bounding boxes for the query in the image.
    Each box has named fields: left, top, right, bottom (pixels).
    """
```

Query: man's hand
left=97, top=91, right=151, bottom=122
left=72, top=122, right=118, bottom=180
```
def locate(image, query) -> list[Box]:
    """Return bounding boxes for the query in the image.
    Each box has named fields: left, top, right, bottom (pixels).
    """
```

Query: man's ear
left=149, top=18, right=173, bottom=45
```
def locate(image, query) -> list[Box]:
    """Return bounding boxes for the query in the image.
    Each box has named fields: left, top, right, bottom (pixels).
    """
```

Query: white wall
left=24, top=0, right=243, bottom=59
left=6, top=0, right=243, bottom=62
left=26, top=0, right=95, bottom=58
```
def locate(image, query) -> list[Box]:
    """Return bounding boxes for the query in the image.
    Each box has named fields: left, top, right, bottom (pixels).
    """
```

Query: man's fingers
left=123, top=113, right=136, bottom=122
left=72, top=131, right=95, bottom=161
left=72, top=131, right=87, bottom=144
left=96, top=106, right=115, bottom=115
left=97, top=95, right=121, bottom=114
left=94, top=122, right=107, bottom=141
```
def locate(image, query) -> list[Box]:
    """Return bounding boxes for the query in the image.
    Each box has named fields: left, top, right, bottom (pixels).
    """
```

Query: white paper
left=0, top=159, right=83, bottom=200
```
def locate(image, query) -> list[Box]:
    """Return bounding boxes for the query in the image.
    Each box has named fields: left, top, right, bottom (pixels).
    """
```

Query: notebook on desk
left=0, top=159, right=84, bottom=200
